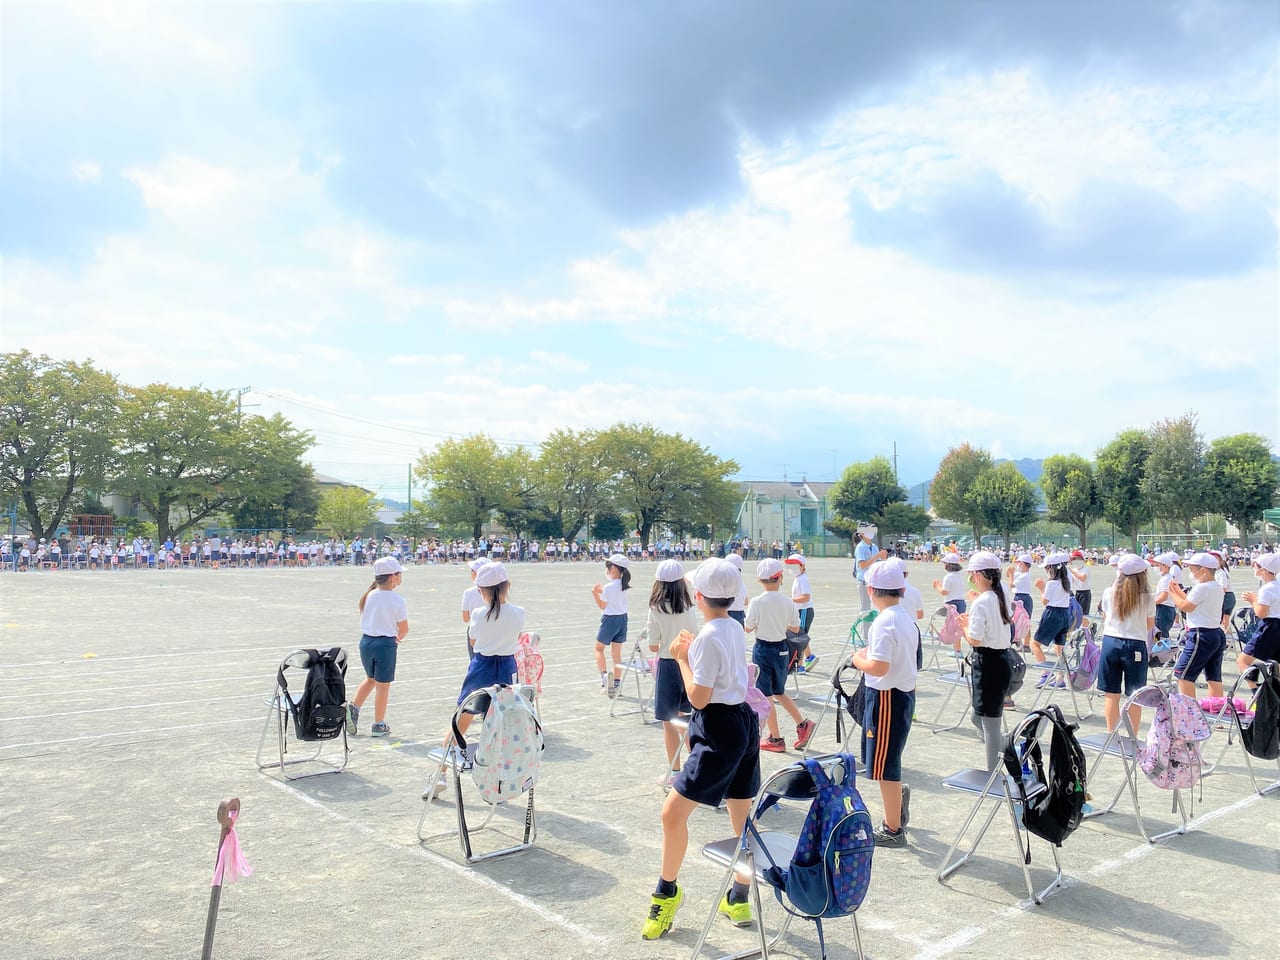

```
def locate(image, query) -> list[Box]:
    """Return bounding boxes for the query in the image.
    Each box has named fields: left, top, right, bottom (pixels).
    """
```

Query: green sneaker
left=718, top=895, right=753, bottom=927
left=641, top=886, right=683, bottom=940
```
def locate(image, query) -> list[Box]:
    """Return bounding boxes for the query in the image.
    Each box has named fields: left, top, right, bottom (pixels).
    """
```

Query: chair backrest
left=1001, top=707, right=1087, bottom=853
left=278, top=648, right=348, bottom=742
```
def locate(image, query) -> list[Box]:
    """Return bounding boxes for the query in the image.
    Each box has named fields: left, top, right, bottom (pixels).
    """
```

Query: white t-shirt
left=646, top=606, right=699, bottom=658
left=467, top=602, right=526, bottom=657
left=360, top=590, right=408, bottom=638
left=601, top=579, right=628, bottom=615
left=1070, top=564, right=1091, bottom=592
left=729, top=574, right=748, bottom=613
left=1184, top=581, right=1225, bottom=629
left=1100, top=584, right=1156, bottom=641
left=688, top=617, right=749, bottom=705
left=1155, top=572, right=1176, bottom=607
left=1042, top=580, right=1072, bottom=609
left=1257, top=580, right=1280, bottom=618
left=745, top=591, right=801, bottom=642
left=940, top=571, right=966, bottom=602
left=966, top=590, right=1011, bottom=650
left=864, top=602, right=918, bottom=692
left=461, top=585, right=482, bottom=617
left=1214, top=568, right=1232, bottom=592
left=791, top=572, right=813, bottom=611
left=902, top=581, right=924, bottom=620
left=1012, top=569, right=1033, bottom=594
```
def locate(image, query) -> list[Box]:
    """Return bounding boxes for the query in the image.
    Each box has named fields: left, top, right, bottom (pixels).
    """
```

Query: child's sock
left=728, top=881, right=750, bottom=904
left=655, top=877, right=677, bottom=898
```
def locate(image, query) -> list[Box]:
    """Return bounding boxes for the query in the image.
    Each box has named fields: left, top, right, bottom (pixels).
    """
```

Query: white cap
left=1117, top=555, right=1150, bottom=576
left=655, top=559, right=685, bottom=582
left=1187, top=552, right=1219, bottom=570
left=373, top=557, right=403, bottom=576
left=865, top=559, right=903, bottom=590
left=967, top=550, right=1002, bottom=572
left=1254, top=553, right=1280, bottom=575
left=756, top=558, right=784, bottom=580
left=940, top=553, right=963, bottom=566
left=1152, top=551, right=1179, bottom=567
left=693, top=558, right=741, bottom=600
left=1043, top=552, right=1070, bottom=566
left=1016, top=554, right=1033, bottom=565
left=475, top=561, right=508, bottom=588
left=469, top=559, right=487, bottom=572
left=1108, top=554, right=1121, bottom=567
left=607, top=553, right=631, bottom=569
left=785, top=553, right=806, bottom=566
left=725, top=553, right=744, bottom=570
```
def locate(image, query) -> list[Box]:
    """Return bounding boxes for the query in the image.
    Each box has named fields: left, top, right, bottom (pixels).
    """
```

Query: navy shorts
left=798, top=608, right=814, bottom=633
left=862, top=686, right=914, bottom=781
left=1014, top=593, right=1033, bottom=620
left=596, top=613, right=628, bottom=645
left=1155, top=605, right=1176, bottom=638
left=752, top=640, right=790, bottom=697
left=728, top=610, right=746, bottom=626
left=1035, top=606, right=1070, bottom=648
left=1244, top=619, right=1280, bottom=661
left=359, top=634, right=398, bottom=683
left=946, top=598, right=967, bottom=614
left=1098, top=635, right=1149, bottom=696
left=1075, top=589, right=1092, bottom=616
left=674, top=702, right=761, bottom=806
left=1221, top=592, right=1236, bottom=617
left=1174, top=628, right=1226, bottom=685
left=458, top=653, right=518, bottom=704
left=653, top=658, right=690, bottom=721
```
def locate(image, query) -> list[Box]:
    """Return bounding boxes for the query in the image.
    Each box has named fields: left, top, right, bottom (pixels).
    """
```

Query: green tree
left=395, top=501, right=434, bottom=543
left=416, top=434, right=529, bottom=540
left=1141, top=413, right=1206, bottom=535
left=1040, top=454, right=1101, bottom=548
left=1204, top=433, right=1278, bottom=546
left=929, top=443, right=994, bottom=542
left=492, top=446, right=546, bottom=539
left=969, top=462, right=1040, bottom=551
left=1096, top=429, right=1152, bottom=549
left=592, top=511, right=625, bottom=540
left=876, top=501, right=932, bottom=543
left=0, top=351, right=119, bottom=539
left=599, top=423, right=740, bottom=548
left=232, top=460, right=321, bottom=533
left=115, top=386, right=314, bottom=542
left=536, top=428, right=613, bottom=540
left=317, top=486, right=379, bottom=538
left=830, top=456, right=905, bottom=535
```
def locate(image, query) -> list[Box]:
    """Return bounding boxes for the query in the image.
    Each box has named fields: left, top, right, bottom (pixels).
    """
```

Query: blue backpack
left=758, top=754, right=874, bottom=919
left=1067, top=596, right=1084, bottom=632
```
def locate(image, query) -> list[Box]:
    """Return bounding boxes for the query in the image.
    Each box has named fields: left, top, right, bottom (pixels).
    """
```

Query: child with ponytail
left=593, top=553, right=633, bottom=697
left=1032, top=551, right=1073, bottom=689
left=348, top=557, right=409, bottom=738
left=958, top=551, right=1014, bottom=771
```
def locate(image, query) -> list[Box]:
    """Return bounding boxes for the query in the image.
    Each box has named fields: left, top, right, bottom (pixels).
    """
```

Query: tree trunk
left=1077, top=521, right=1088, bottom=550
left=1003, top=531, right=1012, bottom=553
left=21, top=487, right=48, bottom=540
left=639, top=520, right=653, bottom=549
left=155, top=499, right=173, bottom=542
left=472, top=519, right=483, bottom=540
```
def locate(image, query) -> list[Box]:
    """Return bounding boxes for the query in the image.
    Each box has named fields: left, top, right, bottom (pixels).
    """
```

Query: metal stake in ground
left=201, top=797, right=241, bottom=960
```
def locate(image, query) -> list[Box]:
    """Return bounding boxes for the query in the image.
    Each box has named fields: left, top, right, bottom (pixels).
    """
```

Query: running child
left=744, top=557, right=815, bottom=754
left=1168, top=552, right=1227, bottom=700
left=785, top=553, right=817, bottom=672
left=1239, top=552, right=1280, bottom=675
left=646, top=559, right=698, bottom=789
left=1032, top=551, right=1073, bottom=689
left=852, top=560, right=919, bottom=848
left=641, top=558, right=760, bottom=940
left=957, top=551, right=1014, bottom=771
left=347, top=557, right=408, bottom=738
left=1097, top=554, right=1155, bottom=734
left=593, top=553, right=632, bottom=698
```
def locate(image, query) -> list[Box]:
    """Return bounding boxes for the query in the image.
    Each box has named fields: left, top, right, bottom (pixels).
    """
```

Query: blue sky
left=3, top=1, right=1277, bottom=502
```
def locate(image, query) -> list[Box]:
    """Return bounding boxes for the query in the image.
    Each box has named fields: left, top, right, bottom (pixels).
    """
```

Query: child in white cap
left=1006, top=553, right=1035, bottom=647
left=642, top=559, right=760, bottom=940
left=460, top=558, right=486, bottom=658
left=1151, top=552, right=1180, bottom=641
left=745, top=557, right=815, bottom=753
left=933, top=552, right=967, bottom=657
left=1031, top=552, right=1074, bottom=689
left=647, top=559, right=698, bottom=787
left=592, top=553, right=633, bottom=697
left=852, top=559, right=918, bottom=848
left=1168, top=553, right=1227, bottom=700
left=1097, top=554, right=1155, bottom=733
left=1239, top=552, right=1280, bottom=675
left=348, top=557, right=408, bottom=737
left=784, top=553, right=817, bottom=671
left=957, top=551, right=1014, bottom=772
left=725, top=552, right=749, bottom=627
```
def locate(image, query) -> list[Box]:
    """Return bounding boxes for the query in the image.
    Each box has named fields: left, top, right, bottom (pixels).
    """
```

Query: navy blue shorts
left=946, top=598, right=966, bottom=614
left=1098, top=635, right=1149, bottom=695
left=1014, top=593, right=1033, bottom=620
left=653, top=658, right=690, bottom=721
left=752, top=640, right=790, bottom=697
left=596, top=613, right=628, bottom=645
left=458, top=653, right=518, bottom=704
left=1243, top=619, right=1280, bottom=661
left=359, top=634, right=398, bottom=683
left=798, top=608, right=814, bottom=633
left=1155, top=604, right=1176, bottom=638
left=862, top=686, right=914, bottom=782
left=674, top=702, right=760, bottom=806
left=1174, top=628, right=1226, bottom=685
left=728, top=610, right=746, bottom=626
left=1035, top=606, right=1070, bottom=647
left=1221, top=592, right=1236, bottom=617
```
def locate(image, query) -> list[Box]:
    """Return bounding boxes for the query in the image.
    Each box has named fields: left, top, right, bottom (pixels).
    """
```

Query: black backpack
left=1241, top=660, right=1280, bottom=761
left=831, top=663, right=867, bottom=744
left=1001, top=705, right=1087, bottom=861
left=282, top=648, right=347, bottom=741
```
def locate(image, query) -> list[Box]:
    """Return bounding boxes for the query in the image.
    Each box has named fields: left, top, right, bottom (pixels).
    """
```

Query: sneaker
left=657, top=770, right=680, bottom=790
left=608, top=679, right=621, bottom=699
left=1003, top=697, right=1017, bottom=710
left=793, top=719, right=816, bottom=750
left=421, top=774, right=448, bottom=800
left=1035, top=672, right=1052, bottom=689
left=641, top=887, right=684, bottom=940
left=1052, top=677, right=1068, bottom=689
left=718, top=895, right=753, bottom=927
left=346, top=702, right=359, bottom=735
left=370, top=722, right=391, bottom=737
left=873, top=823, right=907, bottom=848
left=760, top=736, right=786, bottom=753
left=900, top=783, right=911, bottom=828
left=803, top=653, right=819, bottom=671
left=600, top=672, right=609, bottom=691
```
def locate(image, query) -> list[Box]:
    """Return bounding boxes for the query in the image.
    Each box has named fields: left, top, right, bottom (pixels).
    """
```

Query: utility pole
left=408, top=464, right=413, bottom=514
left=234, top=386, right=253, bottom=423
left=892, top=441, right=898, bottom=485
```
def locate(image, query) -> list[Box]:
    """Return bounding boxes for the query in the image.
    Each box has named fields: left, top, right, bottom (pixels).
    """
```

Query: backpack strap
left=1001, top=727, right=1035, bottom=865
left=801, top=756, right=831, bottom=791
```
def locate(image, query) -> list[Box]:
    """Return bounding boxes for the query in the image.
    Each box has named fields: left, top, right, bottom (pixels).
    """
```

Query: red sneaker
left=793, top=719, right=816, bottom=750
left=760, top=737, right=786, bottom=753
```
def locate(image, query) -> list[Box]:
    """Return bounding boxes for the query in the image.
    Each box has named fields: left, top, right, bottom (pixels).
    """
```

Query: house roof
left=313, top=473, right=373, bottom=494
left=737, top=480, right=834, bottom=502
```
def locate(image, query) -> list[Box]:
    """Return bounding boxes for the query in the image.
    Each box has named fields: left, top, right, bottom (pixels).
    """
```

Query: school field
left=1, top=559, right=1276, bottom=960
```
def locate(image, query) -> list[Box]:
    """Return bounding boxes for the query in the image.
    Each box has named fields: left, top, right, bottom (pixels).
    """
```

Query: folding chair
left=930, top=659, right=974, bottom=734
left=1024, top=629, right=1094, bottom=721
left=936, top=712, right=1070, bottom=904
left=255, top=649, right=349, bottom=781
left=1201, top=661, right=1280, bottom=796
left=417, top=684, right=540, bottom=863
left=799, top=614, right=876, bottom=748
left=690, top=753, right=868, bottom=960
left=1079, top=684, right=1192, bottom=844
left=611, top=628, right=658, bottom=723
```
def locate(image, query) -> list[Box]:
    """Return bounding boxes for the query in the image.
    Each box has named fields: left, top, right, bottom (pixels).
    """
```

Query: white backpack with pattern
left=1138, top=690, right=1211, bottom=790
left=465, top=685, right=544, bottom=804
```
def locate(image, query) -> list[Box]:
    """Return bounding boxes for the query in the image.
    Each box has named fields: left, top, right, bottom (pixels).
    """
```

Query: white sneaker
left=422, top=774, right=448, bottom=800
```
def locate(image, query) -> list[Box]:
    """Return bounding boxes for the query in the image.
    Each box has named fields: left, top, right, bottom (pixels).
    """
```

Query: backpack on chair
left=1070, top=625, right=1101, bottom=691
left=1011, top=600, right=1031, bottom=646
left=1001, top=705, right=1087, bottom=859
left=514, top=631, right=544, bottom=696
left=1067, top=596, right=1084, bottom=633
left=1138, top=690, right=1211, bottom=790
left=455, top=685, right=544, bottom=804
left=938, top=606, right=963, bottom=648
left=831, top=663, right=867, bottom=743
left=282, top=647, right=347, bottom=742
left=1241, top=660, right=1280, bottom=761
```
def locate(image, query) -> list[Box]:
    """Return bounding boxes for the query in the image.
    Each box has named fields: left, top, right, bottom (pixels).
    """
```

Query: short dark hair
left=870, top=587, right=904, bottom=599
left=701, top=595, right=733, bottom=609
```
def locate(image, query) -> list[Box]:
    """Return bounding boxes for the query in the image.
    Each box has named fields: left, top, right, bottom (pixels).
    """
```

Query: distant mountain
left=379, top=498, right=409, bottom=512
left=906, top=458, right=1046, bottom=511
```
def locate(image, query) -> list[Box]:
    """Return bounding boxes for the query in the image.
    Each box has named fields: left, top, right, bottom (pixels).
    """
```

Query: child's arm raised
left=591, top=582, right=607, bottom=610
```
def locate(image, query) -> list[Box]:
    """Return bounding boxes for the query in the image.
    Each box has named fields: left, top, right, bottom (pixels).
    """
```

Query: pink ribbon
left=212, top=809, right=252, bottom=886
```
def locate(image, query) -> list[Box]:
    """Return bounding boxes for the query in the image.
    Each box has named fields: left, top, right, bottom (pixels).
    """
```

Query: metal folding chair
left=1024, top=629, right=1095, bottom=721
left=255, top=649, right=349, bottom=781
left=936, top=712, right=1070, bottom=904
left=611, top=628, right=658, bottom=723
left=800, top=613, right=876, bottom=752
left=690, top=753, right=868, bottom=960
left=417, top=684, right=540, bottom=863
left=1201, top=661, right=1280, bottom=796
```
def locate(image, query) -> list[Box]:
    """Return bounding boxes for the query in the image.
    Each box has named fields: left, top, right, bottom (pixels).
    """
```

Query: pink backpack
left=938, top=606, right=964, bottom=647
left=1138, top=691, right=1212, bottom=790
left=1011, top=600, right=1031, bottom=645
left=514, top=631, right=544, bottom=696
left=744, top=664, right=774, bottom=723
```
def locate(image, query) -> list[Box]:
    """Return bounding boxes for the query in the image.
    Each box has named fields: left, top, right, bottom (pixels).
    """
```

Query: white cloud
left=71, top=161, right=101, bottom=183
